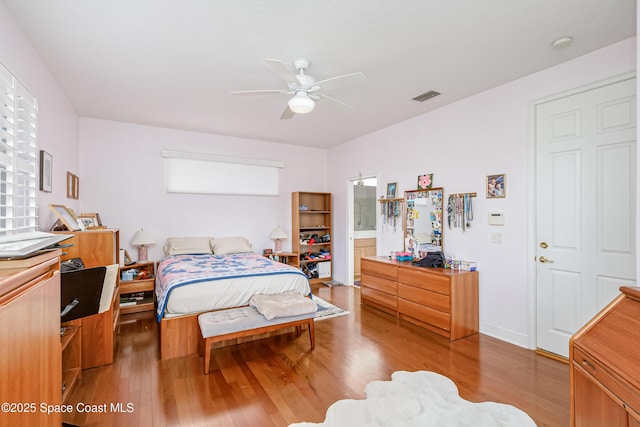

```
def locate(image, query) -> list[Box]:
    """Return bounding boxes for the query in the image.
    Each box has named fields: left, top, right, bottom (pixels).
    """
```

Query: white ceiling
left=3, top=0, right=636, bottom=148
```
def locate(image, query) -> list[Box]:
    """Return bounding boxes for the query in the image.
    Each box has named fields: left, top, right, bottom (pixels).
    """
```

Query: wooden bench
left=198, top=306, right=315, bottom=374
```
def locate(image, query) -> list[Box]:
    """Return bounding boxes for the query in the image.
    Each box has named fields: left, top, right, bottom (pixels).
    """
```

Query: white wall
left=78, top=118, right=327, bottom=262
left=328, top=37, right=637, bottom=348
left=0, top=2, right=79, bottom=230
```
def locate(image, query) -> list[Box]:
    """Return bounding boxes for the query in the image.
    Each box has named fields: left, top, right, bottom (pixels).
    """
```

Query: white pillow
left=211, top=236, right=253, bottom=254
left=164, top=237, right=213, bottom=255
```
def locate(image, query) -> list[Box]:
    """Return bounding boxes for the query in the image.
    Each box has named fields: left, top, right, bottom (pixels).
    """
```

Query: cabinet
left=60, top=323, right=81, bottom=403
left=54, top=229, right=120, bottom=369
left=292, top=192, right=333, bottom=284
left=354, top=238, right=376, bottom=281
left=0, top=250, right=62, bottom=426
left=570, top=286, right=640, bottom=426
left=54, top=228, right=120, bottom=268
left=361, top=256, right=478, bottom=340
left=119, top=261, right=155, bottom=316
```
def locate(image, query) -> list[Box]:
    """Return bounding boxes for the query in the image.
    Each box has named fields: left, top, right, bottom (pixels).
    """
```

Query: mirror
left=404, top=188, right=444, bottom=258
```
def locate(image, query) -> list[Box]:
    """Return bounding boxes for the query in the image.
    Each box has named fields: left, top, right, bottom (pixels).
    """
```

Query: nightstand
left=119, top=261, right=155, bottom=316
left=264, top=252, right=299, bottom=269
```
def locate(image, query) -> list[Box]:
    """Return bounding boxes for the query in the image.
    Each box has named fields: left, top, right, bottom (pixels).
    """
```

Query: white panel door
left=536, top=77, right=636, bottom=358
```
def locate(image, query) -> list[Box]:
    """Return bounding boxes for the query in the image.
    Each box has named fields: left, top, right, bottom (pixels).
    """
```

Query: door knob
left=539, top=256, right=554, bottom=263
left=539, top=242, right=548, bottom=249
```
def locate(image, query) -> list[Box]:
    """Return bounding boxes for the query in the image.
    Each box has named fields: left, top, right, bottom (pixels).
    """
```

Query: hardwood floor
left=63, top=284, right=569, bottom=426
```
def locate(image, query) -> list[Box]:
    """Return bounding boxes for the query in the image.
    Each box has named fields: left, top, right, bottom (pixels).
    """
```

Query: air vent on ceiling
left=412, top=90, right=441, bottom=102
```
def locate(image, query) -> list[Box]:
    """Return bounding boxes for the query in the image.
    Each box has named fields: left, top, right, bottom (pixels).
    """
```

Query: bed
left=156, top=236, right=311, bottom=360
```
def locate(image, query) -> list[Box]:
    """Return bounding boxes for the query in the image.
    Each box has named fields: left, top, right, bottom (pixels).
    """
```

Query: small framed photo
left=79, top=212, right=103, bottom=229
left=417, top=173, right=433, bottom=190
left=386, top=182, right=398, bottom=199
left=39, top=150, right=52, bottom=192
left=80, top=212, right=102, bottom=226
left=487, top=174, right=506, bottom=198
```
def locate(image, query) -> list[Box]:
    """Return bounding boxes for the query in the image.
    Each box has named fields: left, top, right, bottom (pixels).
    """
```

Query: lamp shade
left=130, top=229, right=155, bottom=246
left=269, top=226, right=287, bottom=240
left=288, top=92, right=315, bottom=114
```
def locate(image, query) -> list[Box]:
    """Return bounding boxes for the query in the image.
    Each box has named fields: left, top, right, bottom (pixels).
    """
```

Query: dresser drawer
left=362, top=286, right=398, bottom=311
left=398, top=267, right=450, bottom=295
left=398, top=283, right=450, bottom=313
left=398, top=298, right=450, bottom=331
left=362, top=259, right=397, bottom=281
left=572, top=345, right=640, bottom=414
left=361, top=273, right=397, bottom=295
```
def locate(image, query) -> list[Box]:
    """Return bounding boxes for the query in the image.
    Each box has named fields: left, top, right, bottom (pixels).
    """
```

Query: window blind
left=0, top=62, right=38, bottom=236
left=162, top=150, right=284, bottom=196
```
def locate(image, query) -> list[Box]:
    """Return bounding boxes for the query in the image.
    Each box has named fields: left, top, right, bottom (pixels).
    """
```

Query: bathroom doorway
left=353, top=176, right=377, bottom=284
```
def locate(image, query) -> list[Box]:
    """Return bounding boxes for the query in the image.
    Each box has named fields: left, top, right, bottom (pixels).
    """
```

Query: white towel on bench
left=249, top=291, right=317, bottom=320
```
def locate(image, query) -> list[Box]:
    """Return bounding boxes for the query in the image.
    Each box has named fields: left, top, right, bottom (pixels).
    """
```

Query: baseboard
left=479, top=321, right=530, bottom=349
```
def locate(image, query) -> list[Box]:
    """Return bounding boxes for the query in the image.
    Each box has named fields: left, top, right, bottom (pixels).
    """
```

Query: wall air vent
left=412, top=90, right=441, bottom=102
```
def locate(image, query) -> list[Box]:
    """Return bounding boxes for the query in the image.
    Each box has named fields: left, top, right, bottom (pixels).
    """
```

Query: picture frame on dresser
left=78, top=212, right=103, bottom=229
left=49, top=204, right=81, bottom=231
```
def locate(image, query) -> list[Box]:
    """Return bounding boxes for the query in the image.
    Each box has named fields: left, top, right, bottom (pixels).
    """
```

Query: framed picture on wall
left=486, top=174, right=506, bottom=198
left=39, top=150, right=52, bottom=192
left=386, top=182, right=398, bottom=199
left=66, top=172, right=79, bottom=199
left=417, top=173, right=433, bottom=190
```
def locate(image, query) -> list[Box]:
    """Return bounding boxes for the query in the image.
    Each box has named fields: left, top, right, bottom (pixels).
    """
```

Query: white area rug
left=289, top=371, right=536, bottom=427
left=313, top=295, right=350, bottom=321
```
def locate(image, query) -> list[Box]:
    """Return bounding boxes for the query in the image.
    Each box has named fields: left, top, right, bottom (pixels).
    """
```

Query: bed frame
left=159, top=310, right=298, bottom=360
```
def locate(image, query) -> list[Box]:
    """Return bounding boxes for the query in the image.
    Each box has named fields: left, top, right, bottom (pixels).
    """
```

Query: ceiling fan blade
left=264, top=59, right=298, bottom=86
left=230, top=89, right=288, bottom=95
left=315, top=93, right=354, bottom=112
left=280, top=105, right=295, bottom=120
left=313, top=72, right=367, bottom=92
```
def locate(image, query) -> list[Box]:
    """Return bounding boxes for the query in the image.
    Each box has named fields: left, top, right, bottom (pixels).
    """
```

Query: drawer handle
left=581, top=359, right=595, bottom=371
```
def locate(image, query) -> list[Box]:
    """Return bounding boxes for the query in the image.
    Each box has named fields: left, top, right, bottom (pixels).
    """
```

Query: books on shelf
left=119, top=300, right=137, bottom=307
left=120, top=291, right=147, bottom=306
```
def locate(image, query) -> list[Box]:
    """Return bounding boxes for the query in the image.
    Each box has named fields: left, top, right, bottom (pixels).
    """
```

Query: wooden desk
left=570, top=286, right=640, bottom=426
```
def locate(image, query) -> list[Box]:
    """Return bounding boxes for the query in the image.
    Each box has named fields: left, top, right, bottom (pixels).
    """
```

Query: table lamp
left=130, top=229, right=155, bottom=262
left=269, top=226, right=287, bottom=253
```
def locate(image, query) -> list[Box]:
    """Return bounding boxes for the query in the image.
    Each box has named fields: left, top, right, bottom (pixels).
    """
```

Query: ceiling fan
left=231, top=58, right=367, bottom=119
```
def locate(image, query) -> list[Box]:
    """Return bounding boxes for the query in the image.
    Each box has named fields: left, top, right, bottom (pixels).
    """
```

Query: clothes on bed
left=249, top=291, right=317, bottom=320
left=155, top=253, right=311, bottom=321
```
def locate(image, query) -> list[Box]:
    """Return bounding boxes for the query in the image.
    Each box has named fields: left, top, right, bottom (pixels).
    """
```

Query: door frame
left=526, top=71, right=637, bottom=350
left=346, top=172, right=378, bottom=287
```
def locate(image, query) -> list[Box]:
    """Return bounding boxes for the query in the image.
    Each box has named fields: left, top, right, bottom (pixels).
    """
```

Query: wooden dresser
left=570, top=286, right=640, bottom=426
left=361, top=256, right=478, bottom=340
left=0, top=250, right=62, bottom=427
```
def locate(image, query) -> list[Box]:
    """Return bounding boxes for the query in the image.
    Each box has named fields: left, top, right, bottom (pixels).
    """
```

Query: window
left=162, top=150, right=284, bottom=196
left=0, top=62, right=38, bottom=236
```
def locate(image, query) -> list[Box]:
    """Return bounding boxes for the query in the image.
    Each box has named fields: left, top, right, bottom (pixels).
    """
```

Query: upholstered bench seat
left=199, top=303, right=316, bottom=374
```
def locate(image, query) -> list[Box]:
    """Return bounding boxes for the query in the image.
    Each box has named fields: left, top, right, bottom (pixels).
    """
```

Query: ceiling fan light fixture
left=288, top=91, right=315, bottom=114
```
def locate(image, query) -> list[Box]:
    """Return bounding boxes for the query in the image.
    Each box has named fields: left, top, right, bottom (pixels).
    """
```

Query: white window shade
left=162, top=150, right=284, bottom=196
left=0, top=62, right=38, bottom=236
